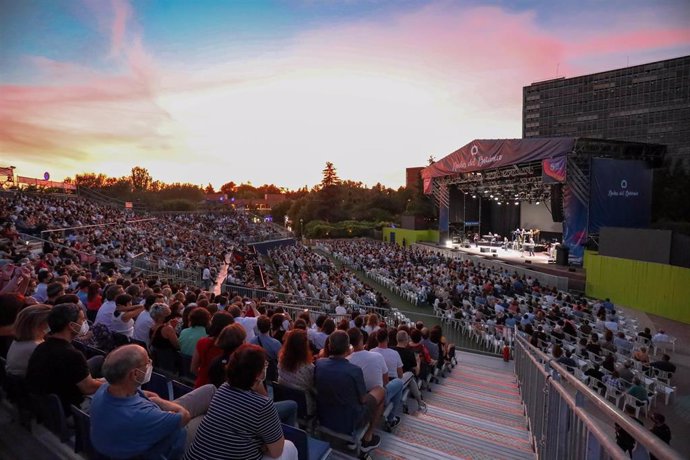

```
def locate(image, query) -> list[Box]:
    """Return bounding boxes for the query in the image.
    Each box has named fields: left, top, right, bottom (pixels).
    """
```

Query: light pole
left=300, top=218, right=304, bottom=239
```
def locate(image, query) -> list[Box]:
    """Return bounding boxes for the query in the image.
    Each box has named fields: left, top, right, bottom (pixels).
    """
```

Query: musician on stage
left=528, top=236, right=535, bottom=256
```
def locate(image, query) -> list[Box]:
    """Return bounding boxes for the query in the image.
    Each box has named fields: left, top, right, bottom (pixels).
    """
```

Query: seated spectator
left=652, top=329, right=671, bottom=345
left=132, top=294, right=164, bottom=347
left=150, top=304, right=180, bottom=371
left=613, top=332, right=632, bottom=355
left=309, top=317, right=333, bottom=351
left=179, top=308, right=210, bottom=357
left=250, top=315, right=281, bottom=382
left=556, top=349, right=578, bottom=372
left=626, top=378, right=649, bottom=405
left=314, top=330, right=382, bottom=453
left=633, top=346, right=650, bottom=364
left=602, top=354, right=616, bottom=373
left=347, top=327, right=402, bottom=428
left=94, top=284, right=125, bottom=330
left=270, top=313, right=288, bottom=344
left=649, top=412, right=672, bottom=460
left=585, top=364, right=605, bottom=394
left=91, top=344, right=215, bottom=460
left=192, top=312, right=234, bottom=388
left=184, top=344, right=298, bottom=460
left=110, top=294, right=144, bottom=338
left=602, top=370, right=624, bottom=392
left=617, top=361, right=635, bottom=386
left=26, top=303, right=104, bottom=413
left=6, top=304, right=52, bottom=376
left=637, top=327, right=652, bottom=342
left=0, top=293, right=26, bottom=358
left=650, top=354, right=676, bottom=374
left=601, top=330, right=616, bottom=353
left=392, top=330, right=427, bottom=413
left=85, top=282, right=102, bottom=323
left=33, top=270, right=52, bottom=303
left=208, top=323, right=246, bottom=387
left=278, top=329, right=316, bottom=415
left=586, top=333, right=602, bottom=355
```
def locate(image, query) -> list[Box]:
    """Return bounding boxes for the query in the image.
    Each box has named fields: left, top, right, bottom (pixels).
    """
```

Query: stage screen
left=589, top=159, right=652, bottom=234
left=520, top=202, right=562, bottom=234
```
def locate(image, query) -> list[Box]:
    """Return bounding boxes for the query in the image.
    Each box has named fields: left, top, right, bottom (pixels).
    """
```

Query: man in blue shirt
left=314, top=330, right=383, bottom=453
left=90, top=345, right=215, bottom=459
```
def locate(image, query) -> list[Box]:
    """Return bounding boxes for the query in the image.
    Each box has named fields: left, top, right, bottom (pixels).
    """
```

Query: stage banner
left=562, top=183, right=588, bottom=260
left=422, top=137, right=575, bottom=193
left=588, top=159, right=652, bottom=234
left=542, top=157, right=567, bottom=183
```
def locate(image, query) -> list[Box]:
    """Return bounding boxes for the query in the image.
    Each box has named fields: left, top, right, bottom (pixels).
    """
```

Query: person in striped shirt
left=184, top=344, right=298, bottom=460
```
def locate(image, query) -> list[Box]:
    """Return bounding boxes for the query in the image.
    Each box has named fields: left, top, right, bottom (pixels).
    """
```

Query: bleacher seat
left=171, top=380, right=194, bottom=399
left=142, top=372, right=172, bottom=400
left=282, top=424, right=332, bottom=460
left=29, top=393, right=73, bottom=444
left=273, top=382, right=313, bottom=429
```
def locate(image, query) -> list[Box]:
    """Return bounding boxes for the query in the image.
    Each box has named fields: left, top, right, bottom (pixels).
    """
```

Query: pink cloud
left=110, top=0, right=134, bottom=58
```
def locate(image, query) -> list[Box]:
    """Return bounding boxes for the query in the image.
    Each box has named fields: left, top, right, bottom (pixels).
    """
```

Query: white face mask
left=135, top=363, right=153, bottom=385
left=71, top=320, right=89, bottom=336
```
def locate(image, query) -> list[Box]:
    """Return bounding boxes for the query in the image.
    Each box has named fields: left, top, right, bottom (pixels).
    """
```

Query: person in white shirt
left=652, top=330, right=671, bottom=344
left=202, top=266, right=212, bottom=291
left=33, top=270, right=52, bottom=303
left=110, top=294, right=144, bottom=338
left=132, top=295, right=164, bottom=347
left=228, top=304, right=258, bottom=341
left=347, top=327, right=402, bottom=427
left=94, top=285, right=125, bottom=330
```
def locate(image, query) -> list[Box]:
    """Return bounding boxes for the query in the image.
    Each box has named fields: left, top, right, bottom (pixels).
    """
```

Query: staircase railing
left=514, top=333, right=682, bottom=460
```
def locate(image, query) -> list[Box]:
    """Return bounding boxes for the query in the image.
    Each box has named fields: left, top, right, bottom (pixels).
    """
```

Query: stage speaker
left=525, top=260, right=532, bottom=264
left=480, top=247, right=490, bottom=253
left=492, top=254, right=497, bottom=257
left=551, top=184, right=564, bottom=222
left=491, top=249, right=497, bottom=253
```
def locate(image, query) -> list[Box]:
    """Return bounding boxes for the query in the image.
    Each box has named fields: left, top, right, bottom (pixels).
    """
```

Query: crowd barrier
left=514, top=333, right=682, bottom=460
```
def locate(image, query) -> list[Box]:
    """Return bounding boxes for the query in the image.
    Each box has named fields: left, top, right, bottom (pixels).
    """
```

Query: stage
left=420, top=242, right=587, bottom=293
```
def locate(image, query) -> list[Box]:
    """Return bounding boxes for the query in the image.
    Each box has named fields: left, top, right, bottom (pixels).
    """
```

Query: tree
left=131, top=166, right=152, bottom=191
left=220, top=181, right=236, bottom=195
left=74, top=173, right=108, bottom=189
left=427, top=155, right=436, bottom=165
left=204, top=183, right=215, bottom=194
left=320, top=162, right=340, bottom=188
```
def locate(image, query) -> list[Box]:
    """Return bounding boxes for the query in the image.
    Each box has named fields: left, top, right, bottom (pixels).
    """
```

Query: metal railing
left=514, top=333, right=683, bottom=460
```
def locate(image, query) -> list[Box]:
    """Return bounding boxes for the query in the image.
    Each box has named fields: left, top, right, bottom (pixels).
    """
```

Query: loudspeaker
left=550, top=184, right=564, bottom=222
left=524, top=260, right=532, bottom=264
left=480, top=247, right=490, bottom=253
left=492, top=254, right=497, bottom=257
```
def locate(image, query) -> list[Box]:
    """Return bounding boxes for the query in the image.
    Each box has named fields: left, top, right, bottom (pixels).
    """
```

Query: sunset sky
left=2, top=0, right=689, bottom=190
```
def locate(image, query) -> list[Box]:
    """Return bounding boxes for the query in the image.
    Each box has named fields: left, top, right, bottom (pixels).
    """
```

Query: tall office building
left=523, top=55, right=690, bottom=167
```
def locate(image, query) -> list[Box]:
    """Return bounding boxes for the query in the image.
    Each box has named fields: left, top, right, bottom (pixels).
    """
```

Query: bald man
left=90, top=345, right=215, bottom=459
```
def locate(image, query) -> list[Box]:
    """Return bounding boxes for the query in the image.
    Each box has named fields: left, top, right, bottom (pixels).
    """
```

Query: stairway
left=332, top=352, right=536, bottom=460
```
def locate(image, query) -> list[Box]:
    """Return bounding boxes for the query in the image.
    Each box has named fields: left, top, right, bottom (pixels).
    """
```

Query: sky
left=1, top=0, right=689, bottom=190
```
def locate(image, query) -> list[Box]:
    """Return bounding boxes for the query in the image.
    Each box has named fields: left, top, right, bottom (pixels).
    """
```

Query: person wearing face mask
left=26, top=302, right=105, bottom=414
left=90, top=344, right=216, bottom=460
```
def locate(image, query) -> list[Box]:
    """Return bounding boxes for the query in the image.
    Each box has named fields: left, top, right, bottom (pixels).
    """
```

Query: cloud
left=2, top=1, right=689, bottom=188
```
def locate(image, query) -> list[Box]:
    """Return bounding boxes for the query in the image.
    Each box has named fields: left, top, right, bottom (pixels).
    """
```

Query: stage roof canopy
left=421, top=137, right=665, bottom=194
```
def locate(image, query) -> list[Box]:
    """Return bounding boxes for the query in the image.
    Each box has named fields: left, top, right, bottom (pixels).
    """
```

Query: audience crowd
left=0, top=193, right=680, bottom=459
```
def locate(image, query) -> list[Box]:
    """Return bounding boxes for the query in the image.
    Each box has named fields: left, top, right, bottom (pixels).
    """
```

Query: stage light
left=536, top=201, right=540, bottom=205
left=472, top=195, right=476, bottom=199
left=514, top=202, right=519, bottom=206
left=497, top=201, right=501, bottom=205
left=490, top=194, right=493, bottom=198
left=494, top=197, right=499, bottom=200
